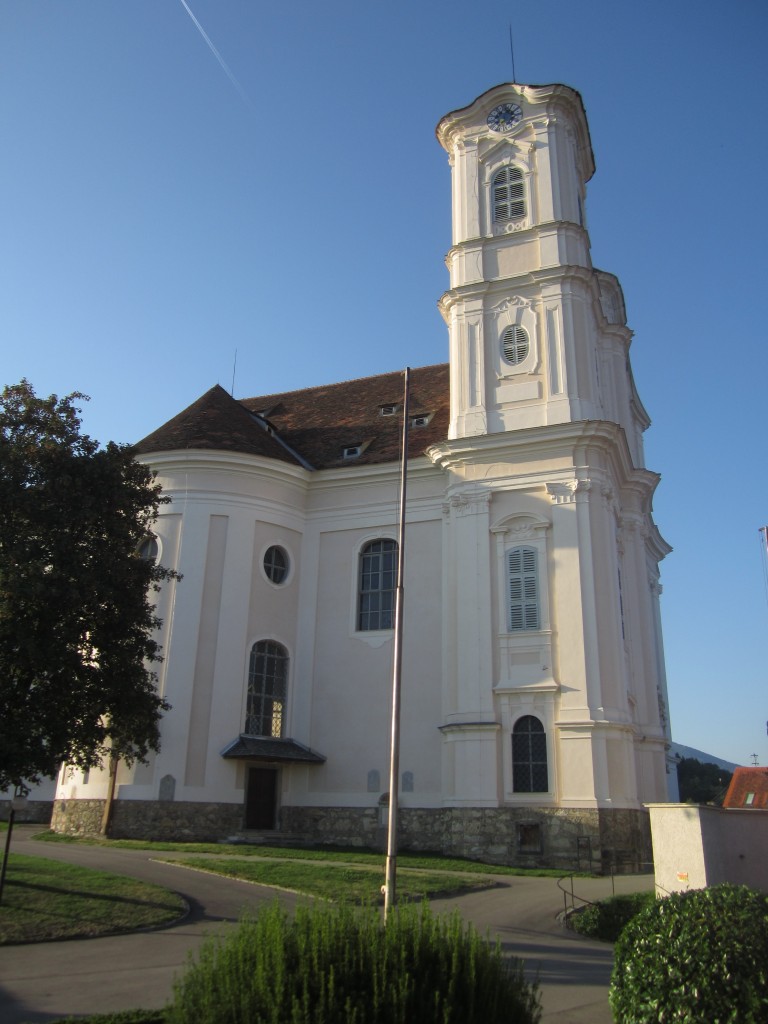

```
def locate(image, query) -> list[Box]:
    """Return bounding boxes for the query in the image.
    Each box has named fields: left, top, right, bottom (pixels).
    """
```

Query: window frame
left=263, top=545, right=290, bottom=585
left=356, top=538, right=398, bottom=633
left=245, top=640, right=289, bottom=739
left=501, top=324, right=530, bottom=367
left=491, top=165, right=526, bottom=222
left=512, top=715, right=549, bottom=794
left=507, top=545, right=540, bottom=632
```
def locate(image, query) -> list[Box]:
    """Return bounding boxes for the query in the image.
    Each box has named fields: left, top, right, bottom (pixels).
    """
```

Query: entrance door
left=245, top=767, right=278, bottom=830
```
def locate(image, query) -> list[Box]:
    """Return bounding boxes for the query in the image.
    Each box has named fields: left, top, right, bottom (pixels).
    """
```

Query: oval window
left=263, top=545, right=289, bottom=584
left=502, top=324, right=529, bottom=366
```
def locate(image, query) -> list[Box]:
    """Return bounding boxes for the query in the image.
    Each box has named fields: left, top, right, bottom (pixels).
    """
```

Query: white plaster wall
left=648, top=803, right=768, bottom=894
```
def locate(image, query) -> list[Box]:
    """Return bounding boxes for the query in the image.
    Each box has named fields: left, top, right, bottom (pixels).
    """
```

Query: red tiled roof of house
left=135, top=364, right=450, bottom=470
left=722, top=766, right=768, bottom=809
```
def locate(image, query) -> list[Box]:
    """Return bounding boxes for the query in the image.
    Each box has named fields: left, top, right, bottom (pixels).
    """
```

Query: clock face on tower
left=487, top=103, right=523, bottom=133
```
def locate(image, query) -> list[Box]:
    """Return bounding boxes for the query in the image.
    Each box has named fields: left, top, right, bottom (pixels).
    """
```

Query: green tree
left=676, top=756, right=732, bottom=805
left=0, top=380, right=175, bottom=790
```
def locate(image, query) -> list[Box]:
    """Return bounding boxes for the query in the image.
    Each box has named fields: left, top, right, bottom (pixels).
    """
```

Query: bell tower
left=436, top=83, right=618, bottom=441
left=432, top=83, right=675, bottom=827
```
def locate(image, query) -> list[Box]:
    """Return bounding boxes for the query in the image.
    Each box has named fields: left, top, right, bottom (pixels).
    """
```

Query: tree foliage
left=609, top=885, right=768, bottom=1022
left=0, top=380, right=176, bottom=790
left=676, top=756, right=732, bottom=805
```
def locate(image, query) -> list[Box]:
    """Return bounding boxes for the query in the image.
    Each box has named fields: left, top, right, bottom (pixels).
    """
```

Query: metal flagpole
left=384, top=367, right=410, bottom=921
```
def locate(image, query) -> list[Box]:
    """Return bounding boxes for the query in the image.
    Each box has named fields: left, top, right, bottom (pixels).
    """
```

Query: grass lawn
left=161, top=854, right=496, bottom=903
left=0, top=854, right=187, bottom=945
left=36, top=831, right=567, bottom=877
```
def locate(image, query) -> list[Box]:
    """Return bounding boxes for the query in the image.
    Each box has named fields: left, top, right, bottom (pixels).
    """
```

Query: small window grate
left=502, top=325, right=529, bottom=366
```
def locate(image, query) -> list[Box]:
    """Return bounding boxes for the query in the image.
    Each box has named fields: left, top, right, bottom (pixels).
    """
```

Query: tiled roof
left=135, top=364, right=450, bottom=470
left=221, top=736, right=326, bottom=764
left=134, top=384, right=303, bottom=465
left=722, top=767, right=768, bottom=809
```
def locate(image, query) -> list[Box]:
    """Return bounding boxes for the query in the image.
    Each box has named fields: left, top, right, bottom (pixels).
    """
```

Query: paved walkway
left=0, top=826, right=653, bottom=1023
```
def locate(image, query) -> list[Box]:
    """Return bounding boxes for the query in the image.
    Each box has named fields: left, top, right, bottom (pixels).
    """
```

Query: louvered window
left=358, top=539, right=397, bottom=631
left=492, top=166, right=525, bottom=221
left=502, top=325, right=529, bottom=366
left=512, top=716, right=549, bottom=793
left=245, top=640, right=287, bottom=738
left=507, top=546, right=539, bottom=631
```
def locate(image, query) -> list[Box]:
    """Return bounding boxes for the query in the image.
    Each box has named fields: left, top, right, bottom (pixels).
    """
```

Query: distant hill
left=670, top=742, right=740, bottom=773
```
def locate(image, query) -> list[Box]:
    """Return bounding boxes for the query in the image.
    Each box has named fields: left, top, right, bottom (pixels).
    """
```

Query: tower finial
left=509, top=24, right=517, bottom=84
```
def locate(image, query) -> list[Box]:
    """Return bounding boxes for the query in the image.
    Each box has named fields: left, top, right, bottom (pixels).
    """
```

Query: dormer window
left=380, top=404, right=399, bottom=417
left=343, top=445, right=363, bottom=460
left=410, top=413, right=432, bottom=428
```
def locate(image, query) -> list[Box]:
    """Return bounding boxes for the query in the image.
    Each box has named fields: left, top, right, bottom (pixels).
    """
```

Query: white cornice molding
left=436, top=83, right=594, bottom=182
left=546, top=479, right=591, bottom=504
left=138, top=449, right=311, bottom=486
left=428, top=419, right=627, bottom=471
left=490, top=511, right=550, bottom=536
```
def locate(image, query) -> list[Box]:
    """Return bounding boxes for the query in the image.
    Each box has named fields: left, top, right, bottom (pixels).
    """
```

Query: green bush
left=569, top=891, right=655, bottom=943
left=609, top=884, right=768, bottom=1023
left=167, top=901, right=541, bottom=1024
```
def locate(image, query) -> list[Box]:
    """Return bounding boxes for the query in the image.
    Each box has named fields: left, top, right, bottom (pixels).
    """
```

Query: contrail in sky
left=177, top=0, right=252, bottom=107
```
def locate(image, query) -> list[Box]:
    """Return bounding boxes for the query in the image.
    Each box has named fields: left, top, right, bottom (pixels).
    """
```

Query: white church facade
left=49, top=82, right=673, bottom=869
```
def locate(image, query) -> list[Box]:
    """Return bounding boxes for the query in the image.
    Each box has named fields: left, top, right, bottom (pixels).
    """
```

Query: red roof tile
left=135, top=365, right=450, bottom=470
left=134, top=384, right=304, bottom=465
left=722, top=767, right=768, bottom=809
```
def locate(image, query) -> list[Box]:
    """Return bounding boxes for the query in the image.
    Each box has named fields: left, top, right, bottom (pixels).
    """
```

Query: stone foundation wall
left=283, top=804, right=650, bottom=871
left=50, top=798, right=652, bottom=870
left=0, top=800, right=53, bottom=825
left=50, top=799, right=104, bottom=835
left=51, top=799, right=244, bottom=841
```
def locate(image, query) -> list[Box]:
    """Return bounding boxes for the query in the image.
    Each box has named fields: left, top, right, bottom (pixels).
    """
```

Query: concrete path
left=0, top=826, right=653, bottom=1023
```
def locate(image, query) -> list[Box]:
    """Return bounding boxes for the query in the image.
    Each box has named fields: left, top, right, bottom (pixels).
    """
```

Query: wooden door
left=245, top=767, right=278, bottom=830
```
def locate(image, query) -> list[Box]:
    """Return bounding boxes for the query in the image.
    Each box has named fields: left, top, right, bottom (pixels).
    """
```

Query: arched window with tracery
left=245, top=640, right=288, bottom=738
left=512, top=715, right=548, bottom=793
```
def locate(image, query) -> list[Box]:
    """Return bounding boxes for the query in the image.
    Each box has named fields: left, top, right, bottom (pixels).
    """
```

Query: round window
left=263, top=545, right=289, bottom=584
left=502, top=325, right=529, bottom=365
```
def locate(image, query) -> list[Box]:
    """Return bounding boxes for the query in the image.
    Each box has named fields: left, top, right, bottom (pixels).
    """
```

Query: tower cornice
left=436, top=82, right=595, bottom=183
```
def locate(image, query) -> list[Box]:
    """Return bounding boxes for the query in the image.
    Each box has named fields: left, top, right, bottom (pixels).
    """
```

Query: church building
left=51, top=83, right=674, bottom=868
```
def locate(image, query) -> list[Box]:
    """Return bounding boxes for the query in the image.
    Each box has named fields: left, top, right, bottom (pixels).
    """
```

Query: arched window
left=507, top=546, right=539, bottom=631
left=138, top=535, right=158, bottom=562
left=492, top=166, right=525, bottom=221
left=245, top=640, right=288, bottom=738
left=512, top=716, right=548, bottom=793
left=358, top=539, right=397, bottom=631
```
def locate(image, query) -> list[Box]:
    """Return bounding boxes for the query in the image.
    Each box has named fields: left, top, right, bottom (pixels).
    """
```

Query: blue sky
left=2, top=1, right=767, bottom=767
